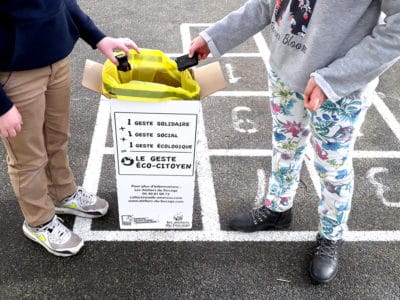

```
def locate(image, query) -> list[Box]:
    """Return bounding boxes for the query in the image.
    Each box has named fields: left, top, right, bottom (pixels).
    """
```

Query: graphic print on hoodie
left=274, top=0, right=317, bottom=35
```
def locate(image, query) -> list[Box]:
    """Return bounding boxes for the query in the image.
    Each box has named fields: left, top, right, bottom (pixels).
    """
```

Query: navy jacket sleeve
left=0, top=0, right=107, bottom=116
left=64, top=0, right=106, bottom=49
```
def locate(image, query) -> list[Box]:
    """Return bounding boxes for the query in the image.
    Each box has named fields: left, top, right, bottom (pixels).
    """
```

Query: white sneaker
left=23, top=216, right=83, bottom=257
left=55, top=186, right=109, bottom=218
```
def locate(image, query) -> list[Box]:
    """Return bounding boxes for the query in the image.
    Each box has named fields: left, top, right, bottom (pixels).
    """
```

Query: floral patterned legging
left=265, top=70, right=372, bottom=240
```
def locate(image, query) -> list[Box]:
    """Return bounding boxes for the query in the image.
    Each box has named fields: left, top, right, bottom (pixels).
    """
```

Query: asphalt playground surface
left=1, top=1, right=400, bottom=299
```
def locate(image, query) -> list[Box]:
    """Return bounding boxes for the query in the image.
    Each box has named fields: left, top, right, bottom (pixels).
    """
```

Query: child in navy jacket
left=0, top=0, right=139, bottom=257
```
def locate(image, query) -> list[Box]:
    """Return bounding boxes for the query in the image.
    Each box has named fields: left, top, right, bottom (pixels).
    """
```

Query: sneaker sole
left=22, top=226, right=84, bottom=257
left=55, top=202, right=109, bottom=218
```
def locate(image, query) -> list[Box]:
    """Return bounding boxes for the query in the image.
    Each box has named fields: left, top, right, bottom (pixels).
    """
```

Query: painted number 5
left=232, top=106, right=258, bottom=134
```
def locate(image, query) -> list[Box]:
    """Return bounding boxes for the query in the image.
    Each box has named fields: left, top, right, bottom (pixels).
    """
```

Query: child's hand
left=97, top=37, right=140, bottom=65
left=189, top=36, right=210, bottom=60
left=304, top=77, right=327, bottom=112
left=0, top=105, right=23, bottom=138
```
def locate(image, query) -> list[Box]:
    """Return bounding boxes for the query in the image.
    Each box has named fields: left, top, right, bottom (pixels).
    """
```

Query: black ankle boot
left=309, top=234, right=343, bottom=283
left=229, top=206, right=292, bottom=232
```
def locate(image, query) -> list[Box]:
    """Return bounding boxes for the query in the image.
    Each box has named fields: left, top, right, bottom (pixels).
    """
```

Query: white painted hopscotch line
left=196, top=105, right=222, bottom=231
left=79, top=230, right=400, bottom=242
left=208, top=149, right=400, bottom=158
left=74, top=24, right=400, bottom=242
left=372, top=94, right=400, bottom=141
left=254, top=169, right=267, bottom=208
left=168, top=52, right=263, bottom=58
left=73, top=98, right=110, bottom=235
left=253, top=32, right=271, bottom=70
left=213, top=91, right=272, bottom=97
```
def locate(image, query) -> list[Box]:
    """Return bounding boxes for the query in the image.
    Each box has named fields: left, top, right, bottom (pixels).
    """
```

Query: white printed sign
left=109, top=97, right=200, bottom=229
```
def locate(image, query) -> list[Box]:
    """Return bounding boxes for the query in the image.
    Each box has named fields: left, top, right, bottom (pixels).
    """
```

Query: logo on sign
left=121, top=157, right=134, bottom=166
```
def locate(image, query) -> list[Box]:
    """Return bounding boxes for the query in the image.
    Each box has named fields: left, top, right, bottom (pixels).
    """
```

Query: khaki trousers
left=0, top=57, right=77, bottom=227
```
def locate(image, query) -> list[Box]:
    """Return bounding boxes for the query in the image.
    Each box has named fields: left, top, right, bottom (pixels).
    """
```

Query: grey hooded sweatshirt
left=200, top=0, right=400, bottom=101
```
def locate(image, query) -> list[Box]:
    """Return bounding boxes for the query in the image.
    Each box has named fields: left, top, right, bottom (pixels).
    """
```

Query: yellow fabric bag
left=102, top=49, right=200, bottom=102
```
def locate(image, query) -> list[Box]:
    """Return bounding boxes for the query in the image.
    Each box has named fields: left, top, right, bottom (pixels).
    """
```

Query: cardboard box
left=82, top=57, right=226, bottom=229
left=82, top=59, right=226, bottom=100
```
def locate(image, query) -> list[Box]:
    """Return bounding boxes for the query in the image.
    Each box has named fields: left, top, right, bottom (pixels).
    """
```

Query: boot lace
left=72, top=187, right=96, bottom=207
left=314, top=237, right=340, bottom=259
left=251, top=206, right=271, bottom=225
left=40, top=217, right=71, bottom=245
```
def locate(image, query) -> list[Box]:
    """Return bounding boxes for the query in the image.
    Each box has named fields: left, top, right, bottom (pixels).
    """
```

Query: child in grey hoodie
left=189, top=0, right=400, bottom=283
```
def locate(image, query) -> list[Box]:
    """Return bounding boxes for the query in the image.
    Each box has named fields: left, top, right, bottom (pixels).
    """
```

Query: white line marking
left=179, top=23, right=221, bottom=231
left=80, top=230, right=400, bottom=242
left=181, top=23, right=213, bottom=27
left=196, top=105, right=221, bottom=231
left=372, top=94, right=400, bottom=141
left=73, top=98, right=110, bottom=234
left=180, top=24, right=192, bottom=53
left=304, top=148, right=322, bottom=199
left=167, top=53, right=263, bottom=58
left=254, top=169, right=266, bottom=208
left=209, top=149, right=273, bottom=157
left=212, top=91, right=271, bottom=97
left=82, top=98, right=110, bottom=193
left=253, top=32, right=271, bottom=69
left=222, top=53, right=263, bottom=58
left=353, top=151, right=400, bottom=158
left=104, top=147, right=114, bottom=155
left=208, top=149, right=400, bottom=158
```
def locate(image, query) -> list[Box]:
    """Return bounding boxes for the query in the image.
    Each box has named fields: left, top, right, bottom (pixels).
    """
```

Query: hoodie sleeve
left=200, top=0, right=274, bottom=57
left=312, top=0, right=400, bottom=101
left=0, top=86, right=13, bottom=116
left=64, top=0, right=106, bottom=49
